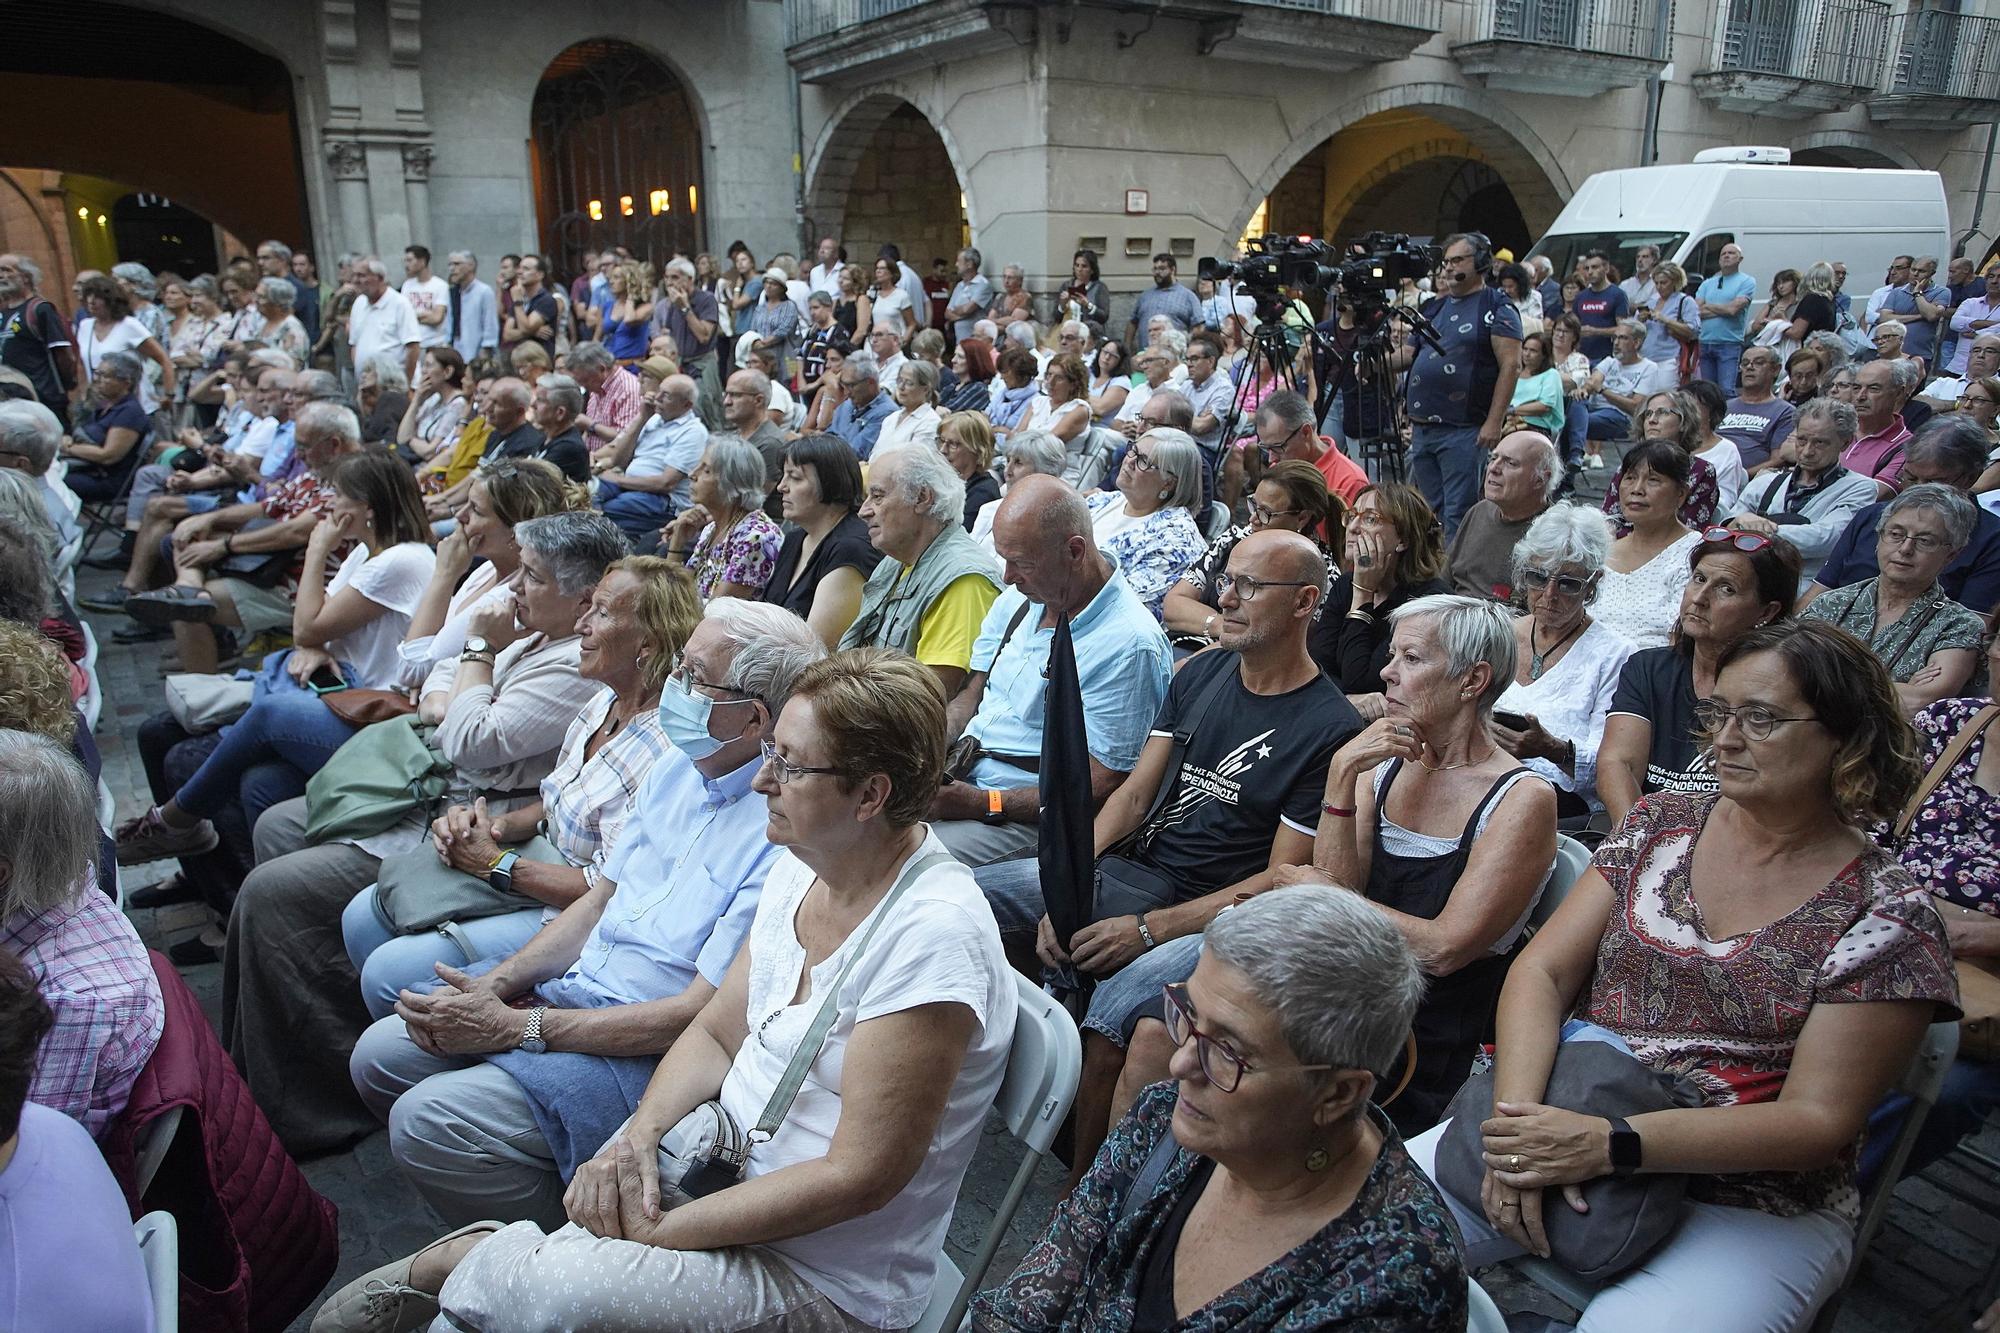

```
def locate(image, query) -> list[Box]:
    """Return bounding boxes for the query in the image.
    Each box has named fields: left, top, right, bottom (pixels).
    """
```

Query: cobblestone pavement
left=75, top=560, right=1993, bottom=1331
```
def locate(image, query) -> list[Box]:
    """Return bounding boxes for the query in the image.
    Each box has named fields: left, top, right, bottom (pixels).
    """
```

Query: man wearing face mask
left=347, top=599, right=825, bottom=1228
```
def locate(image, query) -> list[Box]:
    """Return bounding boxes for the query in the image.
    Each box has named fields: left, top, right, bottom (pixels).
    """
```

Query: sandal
left=125, top=585, right=219, bottom=628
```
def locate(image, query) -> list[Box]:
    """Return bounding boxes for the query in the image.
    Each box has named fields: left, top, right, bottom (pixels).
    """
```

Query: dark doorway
left=111, top=194, right=219, bottom=278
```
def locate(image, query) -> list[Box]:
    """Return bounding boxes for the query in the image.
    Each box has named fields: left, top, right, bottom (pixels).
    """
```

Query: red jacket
left=100, top=951, right=340, bottom=1332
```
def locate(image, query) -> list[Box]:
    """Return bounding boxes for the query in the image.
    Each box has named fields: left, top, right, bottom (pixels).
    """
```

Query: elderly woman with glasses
left=1086, top=425, right=1208, bottom=618
left=1408, top=621, right=1956, bottom=1333
left=1800, top=482, right=1987, bottom=712
left=317, top=649, right=1018, bottom=1333
left=1598, top=526, right=1800, bottom=825
left=1490, top=506, right=1635, bottom=818
left=1163, top=459, right=1343, bottom=650
left=662, top=436, right=785, bottom=602
left=974, top=887, right=1467, bottom=1332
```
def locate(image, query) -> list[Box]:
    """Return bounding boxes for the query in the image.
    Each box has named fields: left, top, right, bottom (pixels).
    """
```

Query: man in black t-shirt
left=0, top=255, right=75, bottom=419
left=975, top=529, right=1364, bottom=1185
left=501, top=254, right=560, bottom=362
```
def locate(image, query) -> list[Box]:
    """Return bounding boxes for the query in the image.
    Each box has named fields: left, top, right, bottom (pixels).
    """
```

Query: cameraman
left=1390, top=234, right=1521, bottom=539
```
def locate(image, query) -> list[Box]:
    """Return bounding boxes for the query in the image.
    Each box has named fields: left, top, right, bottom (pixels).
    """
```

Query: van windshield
left=1527, top=232, right=1689, bottom=284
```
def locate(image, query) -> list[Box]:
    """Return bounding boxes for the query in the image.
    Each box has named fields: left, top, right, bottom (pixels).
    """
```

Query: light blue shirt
left=629, top=409, right=708, bottom=511
left=963, top=554, right=1172, bottom=787
left=450, top=279, right=500, bottom=364
left=540, top=748, right=778, bottom=1008
left=258, top=420, right=296, bottom=481
left=1696, top=271, right=1756, bottom=345
left=831, top=391, right=896, bottom=461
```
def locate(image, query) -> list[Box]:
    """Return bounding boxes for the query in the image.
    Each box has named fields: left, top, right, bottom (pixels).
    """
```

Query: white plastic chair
left=1068, top=427, right=1121, bottom=494
left=134, top=1209, right=179, bottom=1333
left=1467, top=1273, right=1508, bottom=1332
left=54, top=527, right=83, bottom=601
left=79, top=620, right=103, bottom=732
left=1509, top=1020, right=1961, bottom=1329
left=132, top=1105, right=185, bottom=1197
left=911, top=974, right=1083, bottom=1333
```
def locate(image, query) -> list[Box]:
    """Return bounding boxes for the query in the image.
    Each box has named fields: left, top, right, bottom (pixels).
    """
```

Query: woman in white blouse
left=1491, top=506, right=1636, bottom=816
left=397, top=346, right=470, bottom=464
left=315, top=649, right=1017, bottom=1333
left=1594, top=439, right=1701, bottom=650
left=874, top=359, right=943, bottom=455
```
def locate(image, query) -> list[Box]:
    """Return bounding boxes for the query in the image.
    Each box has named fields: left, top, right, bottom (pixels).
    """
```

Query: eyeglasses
left=1700, top=526, right=1771, bottom=553
left=1692, top=699, right=1819, bottom=742
left=1880, top=526, right=1949, bottom=553
left=1216, top=573, right=1312, bottom=602
left=759, top=739, right=842, bottom=785
left=668, top=663, right=756, bottom=702
left=1129, top=449, right=1162, bottom=474
left=1162, top=983, right=1338, bottom=1094
left=1247, top=499, right=1300, bottom=524
left=1518, top=566, right=1592, bottom=597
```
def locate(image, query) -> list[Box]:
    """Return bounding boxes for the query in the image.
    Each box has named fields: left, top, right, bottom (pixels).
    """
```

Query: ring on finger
left=1510, top=1153, right=1523, bottom=1172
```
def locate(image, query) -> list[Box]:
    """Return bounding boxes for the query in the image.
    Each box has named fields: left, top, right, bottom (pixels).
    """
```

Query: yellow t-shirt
left=912, top=572, right=1000, bottom=670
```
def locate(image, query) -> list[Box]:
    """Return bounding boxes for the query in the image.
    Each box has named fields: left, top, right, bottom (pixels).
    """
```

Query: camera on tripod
left=1198, top=231, right=1437, bottom=301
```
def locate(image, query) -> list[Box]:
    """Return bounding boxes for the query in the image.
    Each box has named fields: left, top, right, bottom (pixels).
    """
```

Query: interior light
left=77, top=206, right=89, bottom=219
left=688, top=185, right=698, bottom=213
left=619, top=195, right=634, bottom=217
left=649, top=189, right=669, bottom=216
left=587, top=199, right=603, bottom=221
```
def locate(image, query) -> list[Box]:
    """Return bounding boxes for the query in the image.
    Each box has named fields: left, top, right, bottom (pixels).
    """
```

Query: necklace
left=1528, top=617, right=1586, bottom=681
left=1418, top=746, right=1472, bottom=772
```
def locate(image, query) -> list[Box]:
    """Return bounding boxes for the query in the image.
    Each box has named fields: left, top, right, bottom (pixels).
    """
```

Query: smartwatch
left=981, top=788, right=1006, bottom=825
left=488, top=849, right=521, bottom=894
left=1607, top=1115, right=1642, bottom=1177
left=518, top=1006, right=548, bottom=1055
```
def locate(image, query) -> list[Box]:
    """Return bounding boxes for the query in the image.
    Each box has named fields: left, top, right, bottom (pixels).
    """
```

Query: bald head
left=1239, top=528, right=1326, bottom=587
left=996, top=473, right=1092, bottom=547
left=991, top=474, right=1104, bottom=611
left=659, top=373, right=698, bottom=413
left=1217, top=528, right=1327, bottom=654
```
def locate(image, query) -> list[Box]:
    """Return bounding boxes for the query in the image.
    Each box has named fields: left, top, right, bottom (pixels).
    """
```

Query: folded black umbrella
left=1037, top=610, right=1093, bottom=952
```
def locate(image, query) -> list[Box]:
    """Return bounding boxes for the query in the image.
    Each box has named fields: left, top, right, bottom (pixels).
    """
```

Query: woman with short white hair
left=971, top=428, right=1066, bottom=552
left=249, top=275, right=308, bottom=365
left=663, top=436, right=785, bottom=601
left=874, top=358, right=942, bottom=456
left=1085, top=426, right=1207, bottom=618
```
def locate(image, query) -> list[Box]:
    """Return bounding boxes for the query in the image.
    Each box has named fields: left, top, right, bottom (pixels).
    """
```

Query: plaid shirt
left=585, top=367, right=644, bottom=437
left=259, top=464, right=345, bottom=587
left=5, top=885, right=162, bottom=1139
left=542, top=687, right=672, bottom=889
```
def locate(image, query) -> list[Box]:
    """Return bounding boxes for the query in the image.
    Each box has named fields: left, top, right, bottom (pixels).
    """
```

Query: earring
left=1304, top=1146, right=1331, bottom=1172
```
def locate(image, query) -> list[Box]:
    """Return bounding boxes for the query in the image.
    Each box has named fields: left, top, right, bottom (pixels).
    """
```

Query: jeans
left=595, top=481, right=671, bottom=550
left=1407, top=422, right=1485, bottom=540
left=171, top=650, right=359, bottom=820
left=974, top=858, right=1205, bottom=1044
left=140, top=714, right=262, bottom=911
left=1698, top=342, right=1743, bottom=394
left=342, top=887, right=546, bottom=1020
left=1585, top=404, right=1631, bottom=442
left=1561, top=402, right=1589, bottom=466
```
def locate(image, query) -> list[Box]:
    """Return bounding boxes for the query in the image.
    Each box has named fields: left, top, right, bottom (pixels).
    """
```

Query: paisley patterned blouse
left=1892, top=697, right=1999, bottom=910
left=1582, top=792, right=1958, bottom=1221
left=971, top=1084, right=1466, bottom=1332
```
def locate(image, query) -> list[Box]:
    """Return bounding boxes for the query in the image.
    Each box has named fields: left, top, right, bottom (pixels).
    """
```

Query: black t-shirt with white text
left=1608, top=646, right=1716, bottom=800
left=0, top=297, right=72, bottom=413
left=1131, top=649, right=1362, bottom=895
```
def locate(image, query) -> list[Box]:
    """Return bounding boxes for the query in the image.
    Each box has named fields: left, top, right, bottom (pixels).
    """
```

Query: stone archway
left=1790, top=131, right=1921, bottom=170
left=530, top=39, right=705, bottom=279
left=1233, top=83, right=1572, bottom=250
left=805, top=91, right=972, bottom=269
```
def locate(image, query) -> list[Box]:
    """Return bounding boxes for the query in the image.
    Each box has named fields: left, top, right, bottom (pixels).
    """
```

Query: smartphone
left=307, top=664, right=349, bottom=695
left=1492, top=710, right=1532, bottom=731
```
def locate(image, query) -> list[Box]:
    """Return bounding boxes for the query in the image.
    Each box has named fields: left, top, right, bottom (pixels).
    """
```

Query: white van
left=1527, top=152, right=1950, bottom=291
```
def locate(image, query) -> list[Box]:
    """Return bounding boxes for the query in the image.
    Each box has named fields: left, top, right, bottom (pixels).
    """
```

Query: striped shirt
left=5, top=885, right=163, bottom=1138
left=541, top=687, right=673, bottom=889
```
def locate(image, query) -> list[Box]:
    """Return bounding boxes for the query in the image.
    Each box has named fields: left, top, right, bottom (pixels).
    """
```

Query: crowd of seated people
left=7, top=234, right=1995, bottom=1332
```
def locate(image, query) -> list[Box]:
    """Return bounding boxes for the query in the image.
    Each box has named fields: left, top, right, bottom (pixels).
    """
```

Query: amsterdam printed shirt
left=1129, top=649, right=1361, bottom=895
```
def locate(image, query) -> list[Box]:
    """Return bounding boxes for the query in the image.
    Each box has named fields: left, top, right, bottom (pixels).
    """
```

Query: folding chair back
left=135, top=1209, right=179, bottom=1333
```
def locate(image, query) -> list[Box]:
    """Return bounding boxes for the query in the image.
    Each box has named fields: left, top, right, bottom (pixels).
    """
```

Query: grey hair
left=733, top=367, right=773, bottom=408
left=0, top=400, right=62, bottom=471
left=111, top=261, right=157, bottom=299
left=1003, top=429, right=1067, bottom=478
left=1885, top=481, right=1978, bottom=550
left=96, top=349, right=142, bottom=387
left=1004, top=321, right=1037, bottom=350
left=295, top=400, right=361, bottom=449
left=249, top=347, right=295, bottom=373
left=516, top=511, right=629, bottom=593
left=664, top=256, right=696, bottom=281
left=447, top=249, right=476, bottom=267
left=1908, top=413, right=1990, bottom=483
left=258, top=239, right=293, bottom=263
left=357, top=256, right=391, bottom=281
left=971, top=319, right=998, bottom=342
left=1135, top=427, right=1204, bottom=515
left=896, top=358, right=938, bottom=400
left=1801, top=261, right=1836, bottom=298
left=1520, top=431, right=1562, bottom=500
left=705, top=436, right=772, bottom=511
left=563, top=342, right=616, bottom=374
left=0, top=730, right=98, bottom=919
left=1614, top=318, right=1645, bottom=340
left=878, top=444, right=966, bottom=525
left=843, top=351, right=881, bottom=388
left=960, top=247, right=982, bottom=269
left=363, top=354, right=409, bottom=394
left=1203, top=886, right=1426, bottom=1087
left=538, top=372, right=585, bottom=421
left=1881, top=356, right=1922, bottom=393
left=188, top=274, right=221, bottom=301
left=1510, top=504, right=1613, bottom=589
left=704, top=599, right=826, bottom=712
left=1003, top=264, right=1024, bottom=280
left=6, top=255, right=41, bottom=287
left=1794, top=396, right=1859, bottom=445
left=1803, top=331, right=1849, bottom=372
left=1157, top=329, right=1188, bottom=359
left=1257, top=388, right=1314, bottom=437
left=1875, top=319, right=1908, bottom=340
left=1388, top=593, right=1518, bottom=711
left=0, top=472, right=55, bottom=563
left=255, top=276, right=296, bottom=311
left=296, top=369, right=345, bottom=402
left=1059, top=319, right=1090, bottom=342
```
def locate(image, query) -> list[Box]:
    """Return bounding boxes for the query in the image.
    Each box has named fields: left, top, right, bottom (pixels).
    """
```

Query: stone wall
left=838, top=105, right=966, bottom=273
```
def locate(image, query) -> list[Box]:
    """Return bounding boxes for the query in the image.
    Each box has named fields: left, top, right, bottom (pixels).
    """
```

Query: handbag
left=374, top=833, right=566, bottom=934
left=163, top=673, right=255, bottom=734
left=942, top=602, right=1036, bottom=784
left=323, top=687, right=419, bottom=728
left=303, top=715, right=453, bottom=844
left=1434, top=1035, right=1704, bottom=1282
left=653, top=850, right=952, bottom=1200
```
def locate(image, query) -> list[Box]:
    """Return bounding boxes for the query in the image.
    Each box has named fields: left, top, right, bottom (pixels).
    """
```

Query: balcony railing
left=1885, top=8, right=2000, bottom=101
left=1713, top=0, right=1892, bottom=88
left=1470, top=0, right=1666, bottom=59
left=787, top=0, right=1444, bottom=46
left=788, top=0, right=930, bottom=45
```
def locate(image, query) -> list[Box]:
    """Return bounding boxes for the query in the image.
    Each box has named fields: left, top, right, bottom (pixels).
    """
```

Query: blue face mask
left=659, top=669, right=749, bottom=761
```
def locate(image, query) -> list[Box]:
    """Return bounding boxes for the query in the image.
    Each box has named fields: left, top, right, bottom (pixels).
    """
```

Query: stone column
left=325, top=140, right=373, bottom=258
left=402, top=145, right=435, bottom=249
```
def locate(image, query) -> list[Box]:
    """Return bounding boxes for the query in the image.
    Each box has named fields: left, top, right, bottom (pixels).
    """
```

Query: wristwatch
left=461, top=635, right=494, bottom=665
left=518, top=1005, right=548, bottom=1055
left=1607, top=1115, right=1642, bottom=1177
left=488, top=849, right=521, bottom=894
left=981, top=788, right=1006, bottom=825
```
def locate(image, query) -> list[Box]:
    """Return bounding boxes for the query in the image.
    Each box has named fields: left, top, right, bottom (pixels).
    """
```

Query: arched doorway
left=530, top=40, right=704, bottom=283
left=1793, top=146, right=1903, bottom=168
left=1254, top=104, right=1562, bottom=259
left=808, top=100, right=967, bottom=276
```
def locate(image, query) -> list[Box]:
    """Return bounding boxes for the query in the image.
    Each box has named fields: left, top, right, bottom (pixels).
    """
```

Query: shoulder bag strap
left=1114, top=1124, right=1182, bottom=1223
left=1127, top=657, right=1239, bottom=841
left=1895, top=704, right=2000, bottom=840
left=748, top=850, right=956, bottom=1143
left=990, top=598, right=1034, bottom=674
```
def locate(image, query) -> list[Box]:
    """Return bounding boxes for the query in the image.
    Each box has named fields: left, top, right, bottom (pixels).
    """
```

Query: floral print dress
left=1892, top=697, right=1999, bottom=910
left=687, top=510, right=783, bottom=600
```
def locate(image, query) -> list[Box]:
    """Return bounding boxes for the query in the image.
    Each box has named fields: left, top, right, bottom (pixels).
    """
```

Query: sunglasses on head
left=1701, top=526, right=1771, bottom=553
